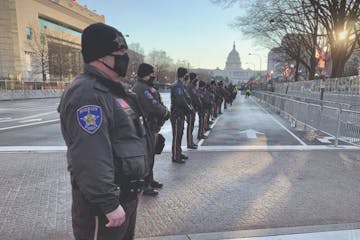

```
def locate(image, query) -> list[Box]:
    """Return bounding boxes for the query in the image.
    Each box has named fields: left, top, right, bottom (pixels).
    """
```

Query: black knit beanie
left=177, top=67, right=188, bottom=78
left=189, top=72, right=197, bottom=81
left=199, top=80, right=206, bottom=88
left=137, top=63, right=154, bottom=78
left=81, top=23, right=127, bottom=63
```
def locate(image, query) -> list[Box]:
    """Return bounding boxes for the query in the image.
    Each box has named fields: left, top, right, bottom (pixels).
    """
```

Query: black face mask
left=184, top=75, right=189, bottom=81
left=148, top=76, right=156, bottom=85
left=104, top=53, right=129, bottom=77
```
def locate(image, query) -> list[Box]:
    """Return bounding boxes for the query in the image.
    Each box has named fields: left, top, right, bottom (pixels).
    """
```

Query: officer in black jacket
left=133, top=63, right=170, bottom=196
left=197, top=80, right=211, bottom=139
left=58, top=23, right=153, bottom=240
left=170, top=67, right=193, bottom=163
left=186, top=73, right=201, bottom=149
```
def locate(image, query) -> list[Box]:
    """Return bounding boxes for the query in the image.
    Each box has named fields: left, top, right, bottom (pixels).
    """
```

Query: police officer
left=186, top=73, right=201, bottom=149
left=58, top=23, right=153, bottom=240
left=171, top=67, right=193, bottom=163
left=197, top=80, right=210, bottom=140
left=132, top=63, right=170, bottom=196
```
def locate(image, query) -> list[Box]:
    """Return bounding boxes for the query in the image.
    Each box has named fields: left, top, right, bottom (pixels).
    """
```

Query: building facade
left=212, top=42, right=254, bottom=85
left=0, top=0, right=104, bottom=84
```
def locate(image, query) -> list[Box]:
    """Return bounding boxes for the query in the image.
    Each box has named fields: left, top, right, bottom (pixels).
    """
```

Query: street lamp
left=245, top=62, right=255, bottom=70
left=248, top=53, right=262, bottom=72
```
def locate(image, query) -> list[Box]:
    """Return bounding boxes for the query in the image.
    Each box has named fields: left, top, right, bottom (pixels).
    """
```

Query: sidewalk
left=0, top=149, right=360, bottom=239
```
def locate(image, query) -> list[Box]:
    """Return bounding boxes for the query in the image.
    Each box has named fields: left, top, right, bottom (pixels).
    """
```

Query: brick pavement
left=0, top=150, right=360, bottom=239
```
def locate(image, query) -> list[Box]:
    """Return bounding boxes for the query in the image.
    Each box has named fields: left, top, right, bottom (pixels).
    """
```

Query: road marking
left=195, top=145, right=359, bottom=151
left=253, top=99, right=307, bottom=146
left=0, top=111, right=57, bottom=123
left=0, top=119, right=59, bottom=131
left=197, top=116, right=221, bottom=146
left=223, top=228, right=360, bottom=240
left=317, top=136, right=334, bottom=143
left=240, top=129, right=264, bottom=139
left=0, top=146, right=67, bottom=152
left=19, top=118, right=42, bottom=123
left=0, top=145, right=358, bottom=153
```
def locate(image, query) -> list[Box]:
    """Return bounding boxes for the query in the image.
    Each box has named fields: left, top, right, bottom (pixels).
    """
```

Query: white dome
left=225, top=42, right=241, bottom=69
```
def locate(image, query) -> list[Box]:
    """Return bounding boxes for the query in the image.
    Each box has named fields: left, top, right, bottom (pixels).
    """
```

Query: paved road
left=0, top=94, right=348, bottom=148
left=0, top=93, right=194, bottom=147
left=1, top=150, right=360, bottom=240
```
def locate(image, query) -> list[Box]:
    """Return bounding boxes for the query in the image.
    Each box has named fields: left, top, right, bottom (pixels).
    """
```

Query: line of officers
left=133, top=65, right=238, bottom=197
left=58, top=23, right=238, bottom=240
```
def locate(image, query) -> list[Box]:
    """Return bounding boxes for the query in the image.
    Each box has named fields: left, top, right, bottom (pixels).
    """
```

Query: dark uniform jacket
left=58, top=65, right=153, bottom=215
left=132, top=79, right=169, bottom=132
left=187, top=84, right=202, bottom=111
left=170, top=80, right=193, bottom=116
left=198, top=88, right=212, bottom=114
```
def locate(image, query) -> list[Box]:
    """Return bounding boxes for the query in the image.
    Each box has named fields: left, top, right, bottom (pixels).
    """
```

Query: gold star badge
left=82, top=111, right=98, bottom=127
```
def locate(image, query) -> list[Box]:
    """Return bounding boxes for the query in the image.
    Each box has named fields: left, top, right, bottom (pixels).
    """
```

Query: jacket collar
left=84, top=64, right=127, bottom=95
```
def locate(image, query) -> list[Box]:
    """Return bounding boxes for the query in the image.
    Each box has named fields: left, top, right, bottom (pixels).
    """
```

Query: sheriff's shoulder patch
left=144, top=90, right=154, bottom=99
left=77, top=105, right=102, bottom=134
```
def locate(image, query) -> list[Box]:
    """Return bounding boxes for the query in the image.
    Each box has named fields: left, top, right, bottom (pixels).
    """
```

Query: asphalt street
left=0, top=93, right=192, bottom=147
left=0, top=93, right=348, bottom=148
left=0, top=93, right=360, bottom=240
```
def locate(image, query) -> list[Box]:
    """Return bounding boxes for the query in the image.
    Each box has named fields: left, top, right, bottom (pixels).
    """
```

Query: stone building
left=0, top=0, right=104, bottom=85
left=212, top=42, right=254, bottom=85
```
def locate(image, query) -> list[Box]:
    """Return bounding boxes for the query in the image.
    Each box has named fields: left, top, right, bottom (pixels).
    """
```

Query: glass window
left=40, top=33, right=46, bottom=44
left=24, top=51, right=33, bottom=71
left=26, top=26, right=32, bottom=40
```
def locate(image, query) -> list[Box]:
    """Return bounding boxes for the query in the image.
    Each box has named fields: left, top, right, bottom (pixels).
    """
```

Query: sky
left=77, top=0, right=268, bottom=70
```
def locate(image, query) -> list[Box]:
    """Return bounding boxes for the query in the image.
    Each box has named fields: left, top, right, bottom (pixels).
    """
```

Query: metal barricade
left=254, top=91, right=360, bottom=146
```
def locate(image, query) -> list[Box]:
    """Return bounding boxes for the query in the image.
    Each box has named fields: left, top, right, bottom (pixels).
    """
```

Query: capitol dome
left=225, top=42, right=241, bottom=69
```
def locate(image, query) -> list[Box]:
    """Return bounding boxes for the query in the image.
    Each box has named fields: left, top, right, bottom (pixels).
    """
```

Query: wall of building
left=0, top=0, right=104, bottom=81
left=0, top=0, right=22, bottom=79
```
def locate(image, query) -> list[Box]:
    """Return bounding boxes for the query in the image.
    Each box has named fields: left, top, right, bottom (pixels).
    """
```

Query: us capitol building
left=212, top=42, right=253, bottom=85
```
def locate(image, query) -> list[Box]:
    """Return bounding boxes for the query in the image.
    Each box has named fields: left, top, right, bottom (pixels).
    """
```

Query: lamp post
left=245, top=62, right=255, bottom=79
left=245, top=62, right=255, bottom=70
left=248, top=53, right=262, bottom=72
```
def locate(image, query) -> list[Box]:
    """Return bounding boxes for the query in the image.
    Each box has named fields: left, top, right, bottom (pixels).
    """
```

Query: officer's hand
left=105, top=205, right=126, bottom=228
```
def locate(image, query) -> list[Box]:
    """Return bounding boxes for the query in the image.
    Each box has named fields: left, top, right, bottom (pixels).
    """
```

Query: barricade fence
left=0, top=79, right=70, bottom=91
left=254, top=91, right=360, bottom=146
left=272, top=75, right=360, bottom=110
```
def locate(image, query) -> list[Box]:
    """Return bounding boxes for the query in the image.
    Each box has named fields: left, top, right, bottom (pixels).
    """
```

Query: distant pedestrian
left=245, top=88, right=251, bottom=98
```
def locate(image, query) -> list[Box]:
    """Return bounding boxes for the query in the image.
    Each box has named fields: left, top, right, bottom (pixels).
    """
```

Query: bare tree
left=212, top=0, right=360, bottom=78
left=27, top=26, right=49, bottom=82
left=310, top=0, right=360, bottom=77
left=127, top=43, right=145, bottom=80
left=146, top=50, right=174, bottom=83
left=47, top=33, right=81, bottom=82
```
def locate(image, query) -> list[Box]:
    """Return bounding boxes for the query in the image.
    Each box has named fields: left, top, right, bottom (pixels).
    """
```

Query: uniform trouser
left=212, top=105, right=217, bottom=117
left=186, top=112, right=196, bottom=146
left=208, top=107, right=212, bottom=122
left=171, top=114, right=185, bottom=160
left=72, top=187, right=138, bottom=240
left=218, top=100, right=223, bottom=113
left=198, top=113, right=205, bottom=138
left=224, top=100, right=227, bottom=109
left=206, top=108, right=211, bottom=128
left=144, top=131, right=158, bottom=187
